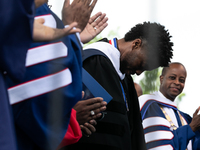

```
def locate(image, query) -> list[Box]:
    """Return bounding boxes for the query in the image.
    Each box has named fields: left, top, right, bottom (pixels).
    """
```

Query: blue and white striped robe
left=139, top=91, right=200, bottom=150
left=6, top=4, right=82, bottom=150
left=0, top=0, right=34, bottom=150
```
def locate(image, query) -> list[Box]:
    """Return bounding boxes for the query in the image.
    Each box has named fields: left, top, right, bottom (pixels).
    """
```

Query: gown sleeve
left=142, top=102, right=195, bottom=150
left=57, top=108, right=82, bottom=149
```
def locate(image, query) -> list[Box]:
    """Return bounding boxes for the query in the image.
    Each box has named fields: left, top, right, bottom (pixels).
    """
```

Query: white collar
left=156, top=91, right=177, bottom=107
left=83, top=41, right=125, bottom=80
left=139, top=91, right=177, bottom=110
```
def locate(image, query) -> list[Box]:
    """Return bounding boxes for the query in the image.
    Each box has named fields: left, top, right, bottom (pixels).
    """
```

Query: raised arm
left=62, top=0, right=97, bottom=31
left=189, top=106, right=200, bottom=132
left=80, top=12, right=108, bottom=44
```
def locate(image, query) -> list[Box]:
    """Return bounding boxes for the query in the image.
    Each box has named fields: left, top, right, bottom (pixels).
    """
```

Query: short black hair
left=124, top=22, right=173, bottom=67
left=161, top=62, right=186, bottom=76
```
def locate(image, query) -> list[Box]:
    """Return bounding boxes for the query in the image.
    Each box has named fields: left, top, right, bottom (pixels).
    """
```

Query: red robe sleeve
left=57, top=108, right=82, bottom=149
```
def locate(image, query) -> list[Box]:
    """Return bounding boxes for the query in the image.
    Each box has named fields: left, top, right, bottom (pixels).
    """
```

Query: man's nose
left=174, top=79, right=180, bottom=84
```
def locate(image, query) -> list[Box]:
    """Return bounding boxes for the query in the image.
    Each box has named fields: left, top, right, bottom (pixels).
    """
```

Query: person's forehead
left=167, top=65, right=187, bottom=77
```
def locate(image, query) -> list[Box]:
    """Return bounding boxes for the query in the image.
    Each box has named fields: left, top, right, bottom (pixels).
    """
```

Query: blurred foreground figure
left=6, top=0, right=109, bottom=149
left=0, top=1, right=34, bottom=150
left=0, top=0, right=84, bottom=149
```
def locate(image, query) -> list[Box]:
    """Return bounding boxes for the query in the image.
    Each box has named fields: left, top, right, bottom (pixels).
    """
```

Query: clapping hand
left=189, top=106, right=200, bottom=132
left=62, top=0, right=97, bottom=31
left=80, top=12, right=108, bottom=44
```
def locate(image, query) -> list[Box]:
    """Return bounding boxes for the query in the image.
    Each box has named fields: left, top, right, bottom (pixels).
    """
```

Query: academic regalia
left=57, top=109, right=82, bottom=149
left=139, top=91, right=200, bottom=150
left=0, top=73, right=17, bottom=150
left=0, top=0, right=34, bottom=81
left=6, top=4, right=82, bottom=150
left=0, top=0, right=34, bottom=149
left=64, top=38, right=147, bottom=150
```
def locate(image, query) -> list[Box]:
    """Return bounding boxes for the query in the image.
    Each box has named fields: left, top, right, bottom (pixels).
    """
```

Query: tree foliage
left=139, top=68, right=161, bottom=94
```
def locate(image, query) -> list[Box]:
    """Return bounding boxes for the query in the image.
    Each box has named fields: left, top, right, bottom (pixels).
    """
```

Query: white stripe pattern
left=8, top=68, right=72, bottom=105
left=145, top=130, right=173, bottom=143
left=149, top=145, right=173, bottom=150
left=26, top=42, right=68, bottom=67
left=143, top=117, right=170, bottom=129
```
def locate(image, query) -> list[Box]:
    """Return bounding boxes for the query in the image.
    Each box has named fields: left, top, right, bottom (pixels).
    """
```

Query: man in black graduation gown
left=65, top=22, right=174, bottom=150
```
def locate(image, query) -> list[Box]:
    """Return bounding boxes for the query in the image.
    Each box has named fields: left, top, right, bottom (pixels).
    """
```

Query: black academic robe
left=63, top=38, right=147, bottom=150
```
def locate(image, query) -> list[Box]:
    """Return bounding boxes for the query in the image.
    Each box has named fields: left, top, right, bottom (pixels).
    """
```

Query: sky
left=48, top=0, right=200, bottom=116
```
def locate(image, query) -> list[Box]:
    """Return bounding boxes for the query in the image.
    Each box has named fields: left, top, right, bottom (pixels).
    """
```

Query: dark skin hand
left=80, top=120, right=97, bottom=136
left=74, top=92, right=106, bottom=137
left=189, top=106, right=200, bottom=132
left=73, top=92, right=107, bottom=125
left=62, top=0, right=98, bottom=31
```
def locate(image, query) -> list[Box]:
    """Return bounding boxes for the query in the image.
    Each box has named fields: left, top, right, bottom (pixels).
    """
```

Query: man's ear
left=132, top=38, right=142, bottom=50
left=160, top=75, right=164, bottom=84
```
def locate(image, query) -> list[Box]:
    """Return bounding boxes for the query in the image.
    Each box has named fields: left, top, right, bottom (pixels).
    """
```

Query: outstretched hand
left=33, top=18, right=81, bottom=42
left=189, top=106, right=200, bottom=132
left=80, top=12, right=108, bottom=44
left=62, top=0, right=97, bottom=31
